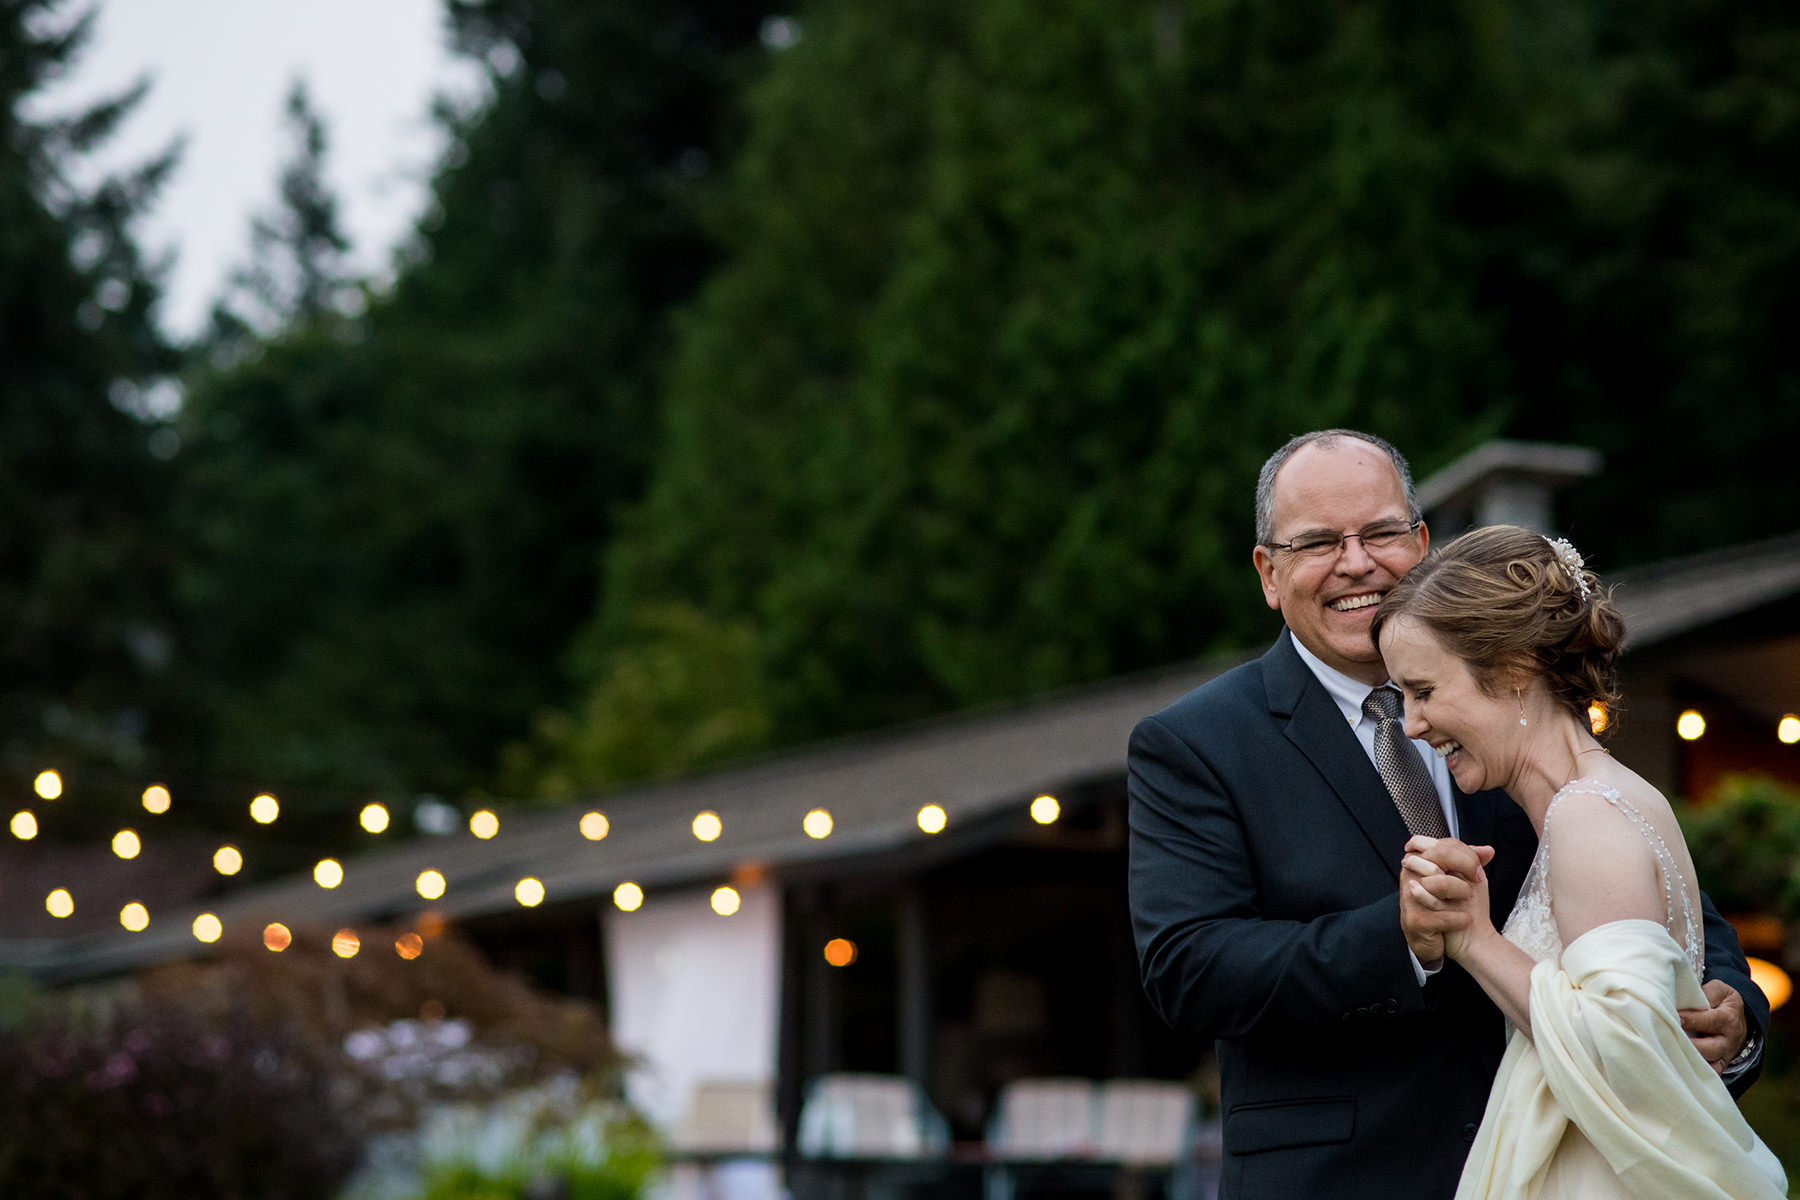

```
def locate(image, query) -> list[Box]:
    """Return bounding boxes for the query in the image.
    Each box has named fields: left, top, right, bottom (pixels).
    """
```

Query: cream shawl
left=1456, top=919, right=1786, bottom=1200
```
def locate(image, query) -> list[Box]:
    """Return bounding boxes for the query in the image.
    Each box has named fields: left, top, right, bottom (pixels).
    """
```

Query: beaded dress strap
left=1543, top=778, right=1704, bottom=976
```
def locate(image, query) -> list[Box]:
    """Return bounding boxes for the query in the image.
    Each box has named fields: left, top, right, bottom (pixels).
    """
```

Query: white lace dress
left=1454, top=779, right=1787, bottom=1200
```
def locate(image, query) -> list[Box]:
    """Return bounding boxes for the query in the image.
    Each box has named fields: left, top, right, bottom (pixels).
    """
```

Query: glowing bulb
left=515, top=877, right=545, bottom=907
left=332, top=929, right=361, bottom=958
left=120, top=902, right=149, bottom=932
left=1749, top=957, right=1792, bottom=1011
left=46, top=889, right=74, bottom=918
left=1677, top=710, right=1706, bottom=741
left=469, top=809, right=499, bottom=839
left=692, top=811, right=722, bottom=842
left=249, top=793, right=279, bottom=823
left=1779, top=715, right=1800, bottom=746
left=1031, top=794, right=1060, bottom=824
left=917, top=804, right=947, bottom=834
left=264, top=923, right=291, bottom=952
left=416, top=869, right=446, bottom=899
left=142, top=785, right=172, bottom=814
left=824, top=938, right=858, bottom=967
left=213, top=845, right=243, bottom=875
left=803, top=809, right=833, bottom=839
left=580, top=811, right=609, bottom=840
left=34, top=770, right=62, bottom=800
left=613, top=882, right=644, bottom=912
left=1587, top=704, right=1609, bottom=734
left=314, top=858, right=343, bottom=888
left=360, top=802, right=390, bottom=833
left=711, top=886, right=741, bottom=916
left=11, top=811, right=37, bottom=840
left=112, top=829, right=141, bottom=859
left=193, top=913, right=223, bottom=943
left=395, top=932, right=424, bottom=960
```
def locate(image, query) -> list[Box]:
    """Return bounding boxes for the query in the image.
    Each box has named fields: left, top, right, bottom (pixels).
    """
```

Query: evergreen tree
left=0, top=0, right=179, bottom=785
left=170, top=0, right=776, bottom=802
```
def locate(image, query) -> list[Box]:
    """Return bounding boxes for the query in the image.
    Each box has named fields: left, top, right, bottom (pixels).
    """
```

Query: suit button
left=1462, top=1123, right=1478, bottom=1141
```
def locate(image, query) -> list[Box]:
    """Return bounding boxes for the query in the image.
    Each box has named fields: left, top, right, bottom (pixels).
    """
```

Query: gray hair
left=1254, top=429, right=1421, bottom=545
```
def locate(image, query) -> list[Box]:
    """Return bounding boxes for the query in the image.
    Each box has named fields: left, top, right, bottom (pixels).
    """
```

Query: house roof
left=1606, top=532, right=1800, bottom=648
left=17, top=651, right=1245, bottom=983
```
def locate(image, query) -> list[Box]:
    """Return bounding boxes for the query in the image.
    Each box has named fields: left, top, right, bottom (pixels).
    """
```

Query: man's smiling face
left=1252, top=440, right=1427, bottom=685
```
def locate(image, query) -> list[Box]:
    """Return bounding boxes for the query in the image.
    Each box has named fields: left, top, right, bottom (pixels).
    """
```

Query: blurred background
left=5, top=0, right=1800, bottom=1196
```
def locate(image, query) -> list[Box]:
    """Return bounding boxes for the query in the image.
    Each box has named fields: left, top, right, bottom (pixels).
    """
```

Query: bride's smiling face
left=1379, top=615, right=1522, bottom=794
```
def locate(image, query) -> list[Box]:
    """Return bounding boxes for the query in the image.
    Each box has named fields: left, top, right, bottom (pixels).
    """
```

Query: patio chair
left=1091, top=1079, right=1195, bottom=1167
left=795, top=1072, right=951, bottom=1159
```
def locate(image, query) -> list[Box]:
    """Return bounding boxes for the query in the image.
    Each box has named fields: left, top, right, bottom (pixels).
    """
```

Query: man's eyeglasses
left=1266, top=520, right=1421, bottom=559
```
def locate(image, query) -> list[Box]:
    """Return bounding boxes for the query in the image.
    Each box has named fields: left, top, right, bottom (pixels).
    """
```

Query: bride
left=1370, top=525, right=1786, bottom=1200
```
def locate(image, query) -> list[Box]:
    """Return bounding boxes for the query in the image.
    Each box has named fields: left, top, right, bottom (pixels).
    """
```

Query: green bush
left=1678, top=775, right=1800, bottom=917
left=0, top=998, right=360, bottom=1199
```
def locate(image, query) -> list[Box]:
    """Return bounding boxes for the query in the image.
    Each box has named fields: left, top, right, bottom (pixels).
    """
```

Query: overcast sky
left=36, top=0, right=486, bottom=340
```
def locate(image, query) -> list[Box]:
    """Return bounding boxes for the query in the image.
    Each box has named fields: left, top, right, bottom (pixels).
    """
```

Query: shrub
left=1678, top=775, right=1800, bottom=917
left=0, top=997, right=360, bottom=1199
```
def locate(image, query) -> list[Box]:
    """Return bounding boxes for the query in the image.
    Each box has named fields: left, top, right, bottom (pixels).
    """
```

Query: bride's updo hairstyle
left=1369, top=524, right=1626, bottom=727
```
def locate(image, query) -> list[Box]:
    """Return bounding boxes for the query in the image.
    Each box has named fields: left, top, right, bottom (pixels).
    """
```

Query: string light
left=515, top=877, right=545, bottom=907
left=711, top=886, right=740, bottom=916
left=214, top=846, right=243, bottom=875
left=803, top=809, right=833, bottom=839
left=10, top=811, right=37, bottom=840
left=395, top=932, right=424, bottom=960
left=1030, top=794, right=1060, bottom=824
left=46, top=889, right=73, bottom=918
left=120, top=902, right=149, bottom=932
left=824, top=938, right=857, bottom=967
left=470, top=810, right=499, bottom=839
left=332, top=929, right=361, bottom=958
left=416, top=869, right=446, bottom=900
left=249, top=793, right=280, bottom=824
left=314, top=858, right=344, bottom=888
left=1676, top=710, right=1706, bottom=741
left=264, top=923, right=292, bottom=952
left=917, top=804, right=947, bottom=834
left=692, top=811, right=722, bottom=842
left=580, top=811, right=609, bottom=840
left=360, top=802, right=390, bottom=833
left=112, top=829, right=141, bottom=860
left=192, top=913, right=223, bottom=943
left=613, top=882, right=643, bottom=912
left=1780, top=715, right=1800, bottom=746
left=1587, top=704, right=1609, bottom=734
left=142, top=785, right=172, bottom=814
left=34, top=770, right=62, bottom=800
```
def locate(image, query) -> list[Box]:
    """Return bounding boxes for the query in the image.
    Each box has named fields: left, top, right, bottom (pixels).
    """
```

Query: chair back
left=796, top=1072, right=950, bottom=1159
left=672, top=1078, right=779, bottom=1155
left=988, top=1077, right=1097, bottom=1159
left=1092, top=1079, right=1195, bottom=1166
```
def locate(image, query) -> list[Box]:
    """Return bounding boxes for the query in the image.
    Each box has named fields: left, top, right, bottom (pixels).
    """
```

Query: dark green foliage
left=1679, top=775, right=1800, bottom=917
left=0, top=999, right=361, bottom=1200
left=168, top=0, right=776, bottom=800
left=0, top=0, right=179, bottom=781
left=594, top=0, right=1526, bottom=754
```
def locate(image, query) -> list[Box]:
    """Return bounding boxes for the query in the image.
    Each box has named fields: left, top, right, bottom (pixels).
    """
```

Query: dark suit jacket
left=1128, top=630, right=1765, bottom=1200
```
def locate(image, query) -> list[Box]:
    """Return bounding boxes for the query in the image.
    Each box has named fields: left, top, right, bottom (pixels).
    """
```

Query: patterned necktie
left=1361, top=687, right=1450, bottom=838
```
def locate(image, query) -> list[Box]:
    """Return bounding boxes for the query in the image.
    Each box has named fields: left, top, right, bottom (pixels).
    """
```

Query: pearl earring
left=1517, top=688, right=1527, bottom=727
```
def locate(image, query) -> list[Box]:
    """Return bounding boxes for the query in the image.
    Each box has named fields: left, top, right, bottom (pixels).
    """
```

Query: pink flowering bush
left=0, top=999, right=360, bottom=1199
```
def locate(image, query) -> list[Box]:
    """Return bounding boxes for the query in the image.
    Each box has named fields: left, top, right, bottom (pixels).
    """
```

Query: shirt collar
left=1289, top=633, right=1390, bottom=728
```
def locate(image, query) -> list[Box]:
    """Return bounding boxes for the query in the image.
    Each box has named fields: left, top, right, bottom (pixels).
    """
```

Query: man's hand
left=1399, top=836, right=1494, bottom=965
left=1681, top=979, right=1749, bottom=1075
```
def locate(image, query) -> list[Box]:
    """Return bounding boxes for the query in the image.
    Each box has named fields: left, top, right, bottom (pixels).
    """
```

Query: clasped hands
left=1397, top=835, right=1750, bottom=1075
left=1399, top=835, right=1494, bottom=967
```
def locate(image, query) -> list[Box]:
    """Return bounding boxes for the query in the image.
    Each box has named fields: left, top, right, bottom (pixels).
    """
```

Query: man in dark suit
left=1127, top=430, right=1764, bottom=1199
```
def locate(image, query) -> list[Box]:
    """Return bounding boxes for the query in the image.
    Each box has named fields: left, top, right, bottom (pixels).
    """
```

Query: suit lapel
left=1262, top=631, right=1412, bottom=872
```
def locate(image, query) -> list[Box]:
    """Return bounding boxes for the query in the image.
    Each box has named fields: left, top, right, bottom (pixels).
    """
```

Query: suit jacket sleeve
left=1129, top=709, right=1427, bottom=1041
left=1696, top=893, right=1769, bottom=1097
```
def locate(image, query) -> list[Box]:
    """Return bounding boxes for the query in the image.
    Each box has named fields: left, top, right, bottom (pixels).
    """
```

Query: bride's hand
left=1401, top=836, right=1496, bottom=962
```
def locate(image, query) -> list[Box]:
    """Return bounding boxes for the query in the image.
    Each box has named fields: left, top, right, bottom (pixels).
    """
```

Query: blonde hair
left=1370, top=525, right=1624, bottom=725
